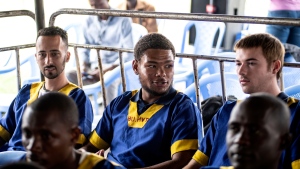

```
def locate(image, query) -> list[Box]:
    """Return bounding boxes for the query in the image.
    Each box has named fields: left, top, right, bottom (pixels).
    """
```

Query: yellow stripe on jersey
left=171, top=139, right=198, bottom=156
left=77, top=134, right=86, bottom=145
left=0, top=125, right=11, bottom=142
left=27, top=82, right=43, bottom=105
left=78, top=152, right=105, bottom=169
left=292, top=159, right=300, bottom=169
left=128, top=101, right=164, bottom=128
left=192, top=150, right=209, bottom=166
left=287, top=97, right=299, bottom=106
left=59, top=83, right=78, bottom=95
left=89, top=130, right=110, bottom=150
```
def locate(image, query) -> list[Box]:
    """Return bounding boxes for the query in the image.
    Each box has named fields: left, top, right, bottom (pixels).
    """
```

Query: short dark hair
left=37, top=26, right=68, bottom=47
left=234, top=33, right=284, bottom=79
left=134, top=33, right=175, bottom=61
left=28, top=92, right=79, bottom=127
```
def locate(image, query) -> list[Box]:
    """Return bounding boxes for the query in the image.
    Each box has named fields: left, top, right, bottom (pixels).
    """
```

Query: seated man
left=67, top=0, right=134, bottom=104
left=83, top=33, right=200, bottom=168
left=18, top=92, right=122, bottom=169
left=0, top=26, right=93, bottom=151
left=202, top=93, right=291, bottom=169
left=118, top=0, right=158, bottom=33
left=184, top=33, right=300, bottom=169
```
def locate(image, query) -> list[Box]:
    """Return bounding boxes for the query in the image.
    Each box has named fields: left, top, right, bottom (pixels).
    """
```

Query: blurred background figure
left=266, top=0, right=300, bottom=62
left=118, top=0, right=158, bottom=33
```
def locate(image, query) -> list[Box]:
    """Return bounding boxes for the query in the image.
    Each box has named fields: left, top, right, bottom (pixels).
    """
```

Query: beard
left=42, top=58, right=66, bottom=79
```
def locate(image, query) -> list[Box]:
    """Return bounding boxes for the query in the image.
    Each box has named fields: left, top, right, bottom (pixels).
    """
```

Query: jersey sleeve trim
left=89, top=130, right=110, bottom=150
left=192, top=150, right=209, bottom=166
left=0, top=125, right=11, bottom=142
left=292, top=159, right=300, bottom=169
left=77, top=134, right=86, bottom=145
left=171, top=139, right=198, bottom=156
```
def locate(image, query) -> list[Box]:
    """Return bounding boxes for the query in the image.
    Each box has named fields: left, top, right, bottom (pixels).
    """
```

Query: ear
left=70, top=126, right=81, bottom=145
left=272, top=60, right=281, bottom=74
left=279, top=133, right=292, bottom=150
left=65, top=51, right=71, bottom=62
left=132, top=59, right=139, bottom=75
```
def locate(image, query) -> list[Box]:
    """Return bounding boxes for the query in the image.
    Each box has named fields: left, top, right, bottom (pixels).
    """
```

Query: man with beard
left=82, top=33, right=199, bottom=168
left=184, top=33, right=300, bottom=169
left=0, top=26, right=93, bottom=151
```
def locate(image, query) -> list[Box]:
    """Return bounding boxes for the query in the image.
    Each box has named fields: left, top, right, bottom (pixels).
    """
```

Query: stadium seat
left=284, top=84, right=300, bottom=99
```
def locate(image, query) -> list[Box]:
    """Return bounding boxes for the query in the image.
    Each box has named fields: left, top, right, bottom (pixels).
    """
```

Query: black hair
left=134, top=33, right=175, bottom=61
left=28, top=92, right=79, bottom=127
left=37, top=26, right=68, bottom=47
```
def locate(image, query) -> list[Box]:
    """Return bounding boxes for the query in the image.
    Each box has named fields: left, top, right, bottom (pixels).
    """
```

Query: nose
left=237, top=63, right=247, bottom=76
left=26, top=136, right=42, bottom=152
left=155, top=67, right=166, bottom=77
left=233, top=128, right=251, bottom=146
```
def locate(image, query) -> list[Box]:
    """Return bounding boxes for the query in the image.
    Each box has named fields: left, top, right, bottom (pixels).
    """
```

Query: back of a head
left=36, top=26, right=68, bottom=47
left=240, top=92, right=290, bottom=132
left=134, top=33, right=175, bottom=60
left=26, top=92, right=79, bottom=127
left=234, top=33, right=285, bottom=79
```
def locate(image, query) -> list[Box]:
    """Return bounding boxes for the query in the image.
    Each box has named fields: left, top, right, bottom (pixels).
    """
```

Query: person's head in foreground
left=226, top=93, right=291, bottom=169
left=21, top=92, right=81, bottom=169
left=0, top=161, right=45, bottom=169
left=35, top=26, right=70, bottom=80
left=133, top=33, right=176, bottom=103
left=234, top=33, right=285, bottom=95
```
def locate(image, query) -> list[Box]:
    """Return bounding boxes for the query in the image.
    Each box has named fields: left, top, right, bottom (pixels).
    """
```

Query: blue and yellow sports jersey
left=90, top=87, right=199, bottom=168
left=193, top=92, right=300, bottom=169
left=0, top=82, right=93, bottom=151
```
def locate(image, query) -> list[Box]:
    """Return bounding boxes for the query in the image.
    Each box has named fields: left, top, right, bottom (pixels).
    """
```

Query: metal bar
left=34, top=0, right=45, bottom=31
left=192, top=58, right=201, bottom=110
left=219, top=61, right=227, bottom=103
left=119, top=51, right=126, bottom=93
left=96, top=49, right=107, bottom=107
left=69, top=43, right=133, bottom=53
left=73, top=47, right=83, bottom=88
left=0, top=10, right=35, bottom=20
left=15, top=49, right=21, bottom=90
left=49, top=9, right=300, bottom=27
left=0, top=44, right=35, bottom=52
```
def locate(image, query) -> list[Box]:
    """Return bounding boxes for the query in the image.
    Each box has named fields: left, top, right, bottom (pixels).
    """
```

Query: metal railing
left=48, top=9, right=300, bottom=110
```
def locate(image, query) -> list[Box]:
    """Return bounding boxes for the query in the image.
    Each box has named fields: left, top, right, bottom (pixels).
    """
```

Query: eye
left=38, top=53, right=47, bottom=59
left=22, top=129, right=32, bottom=139
left=228, top=124, right=240, bottom=133
left=248, top=62, right=256, bottom=66
left=40, top=131, right=51, bottom=140
left=165, top=64, right=174, bottom=68
left=148, top=65, right=156, bottom=68
left=235, top=62, right=241, bottom=66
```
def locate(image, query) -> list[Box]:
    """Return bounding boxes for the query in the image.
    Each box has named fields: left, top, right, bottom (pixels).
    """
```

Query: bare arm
left=140, top=150, right=195, bottom=169
left=183, top=159, right=203, bottom=169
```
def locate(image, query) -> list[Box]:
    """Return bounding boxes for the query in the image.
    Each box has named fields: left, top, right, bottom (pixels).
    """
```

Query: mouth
left=152, top=80, right=168, bottom=87
left=44, top=66, right=56, bottom=71
left=239, top=78, right=250, bottom=85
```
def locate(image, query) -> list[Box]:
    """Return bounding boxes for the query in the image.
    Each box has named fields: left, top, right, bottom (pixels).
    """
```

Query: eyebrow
left=38, top=50, right=60, bottom=53
left=235, top=58, right=258, bottom=62
left=146, top=60, right=174, bottom=64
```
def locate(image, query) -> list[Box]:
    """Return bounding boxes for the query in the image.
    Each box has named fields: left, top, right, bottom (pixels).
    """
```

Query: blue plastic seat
left=0, top=52, right=40, bottom=113
left=83, top=61, right=140, bottom=115
left=284, top=84, right=300, bottom=99
left=183, top=72, right=248, bottom=103
left=282, top=66, right=300, bottom=89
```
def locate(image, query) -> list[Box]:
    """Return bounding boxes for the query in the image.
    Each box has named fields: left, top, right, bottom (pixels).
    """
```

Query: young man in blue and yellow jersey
left=184, top=33, right=300, bottom=169
left=83, top=33, right=200, bottom=168
left=201, top=93, right=292, bottom=169
left=0, top=26, right=93, bottom=151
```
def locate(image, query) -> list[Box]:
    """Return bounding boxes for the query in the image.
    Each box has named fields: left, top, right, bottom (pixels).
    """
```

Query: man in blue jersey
left=0, top=26, right=93, bottom=151
left=201, top=93, right=292, bottom=169
left=0, top=93, right=122, bottom=169
left=82, top=33, right=200, bottom=168
left=184, top=33, right=300, bottom=169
